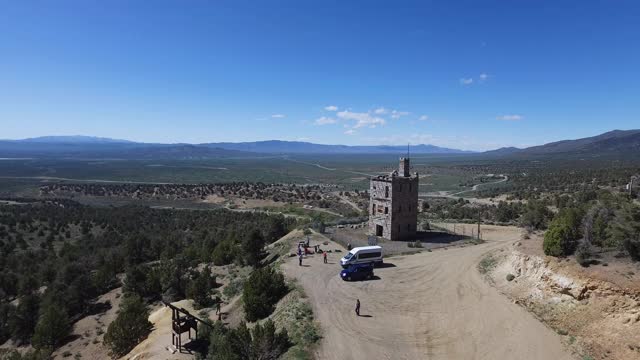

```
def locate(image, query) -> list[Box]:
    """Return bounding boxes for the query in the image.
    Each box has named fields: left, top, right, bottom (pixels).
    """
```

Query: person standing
left=323, top=251, right=328, bottom=264
left=355, top=298, right=360, bottom=316
left=215, top=296, right=222, bottom=315
left=299, top=253, right=303, bottom=266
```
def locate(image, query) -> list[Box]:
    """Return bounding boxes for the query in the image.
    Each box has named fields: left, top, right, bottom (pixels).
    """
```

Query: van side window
left=358, top=252, right=381, bottom=259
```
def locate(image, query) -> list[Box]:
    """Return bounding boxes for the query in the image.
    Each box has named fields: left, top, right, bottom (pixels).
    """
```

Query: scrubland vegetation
left=0, top=199, right=295, bottom=358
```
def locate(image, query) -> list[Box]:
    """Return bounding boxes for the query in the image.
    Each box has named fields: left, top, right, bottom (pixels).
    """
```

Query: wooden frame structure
left=163, top=301, right=213, bottom=352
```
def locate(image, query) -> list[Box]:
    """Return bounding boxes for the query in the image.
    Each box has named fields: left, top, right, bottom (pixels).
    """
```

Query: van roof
left=351, top=245, right=382, bottom=252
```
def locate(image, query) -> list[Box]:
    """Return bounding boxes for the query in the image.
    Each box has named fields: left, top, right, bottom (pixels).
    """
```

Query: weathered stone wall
left=368, top=171, right=419, bottom=241
left=390, top=176, right=419, bottom=240
left=368, top=178, right=392, bottom=239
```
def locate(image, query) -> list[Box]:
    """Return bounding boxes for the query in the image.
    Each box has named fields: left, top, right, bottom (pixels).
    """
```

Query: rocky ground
left=486, top=235, right=640, bottom=360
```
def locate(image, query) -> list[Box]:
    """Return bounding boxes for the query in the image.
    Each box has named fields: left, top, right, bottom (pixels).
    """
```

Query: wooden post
left=163, top=301, right=213, bottom=353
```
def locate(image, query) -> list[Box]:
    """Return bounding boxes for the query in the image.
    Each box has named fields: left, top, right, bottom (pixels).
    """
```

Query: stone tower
left=368, top=157, right=419, bottom=241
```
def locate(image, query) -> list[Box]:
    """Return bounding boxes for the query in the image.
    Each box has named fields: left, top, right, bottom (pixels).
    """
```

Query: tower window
left=385, top=186, right=389, bottom=198
left=384, top=207, right=388, bottom=214
left=372, top=204, right=376, bottom=214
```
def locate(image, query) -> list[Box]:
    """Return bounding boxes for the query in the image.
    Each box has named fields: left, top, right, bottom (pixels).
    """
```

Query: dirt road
left=283, top=225, right=573, bottom=360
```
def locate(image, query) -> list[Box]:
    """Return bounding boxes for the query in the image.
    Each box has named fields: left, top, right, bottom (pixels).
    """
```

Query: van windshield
left=344, top=252, right=354, bottom=260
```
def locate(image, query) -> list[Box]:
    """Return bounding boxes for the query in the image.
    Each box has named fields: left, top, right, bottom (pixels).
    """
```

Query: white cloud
left=373, top=107, right=387, bottom=115
left=324, top=105, right=338, bottom=111
left=337, top=111, right=386, bottom=129
left=271, top=114, right=286, bottom=118
left=419, top=115, right=429, bottom=121
left=479, top=73, right=489, bottom=81
left=390, top=110, right=410, bottom=119
left=344, top=129, right=356, bottom=135
left=497, top=114, right=523, bottom=121
left=460, top=78, right=473, bottom=85
left=314, top=116, right=337, bottom=125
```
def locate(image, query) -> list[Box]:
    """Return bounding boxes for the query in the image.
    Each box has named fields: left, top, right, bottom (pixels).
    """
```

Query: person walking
left=299, top=253, right=303, bottom=266
left=215, top=296, right=222, bottom=315
left=323, top=251, right=327, bottom=264
left=347, top=243, right=352, bottom=251
left=355, top=298, right=360, bottom=316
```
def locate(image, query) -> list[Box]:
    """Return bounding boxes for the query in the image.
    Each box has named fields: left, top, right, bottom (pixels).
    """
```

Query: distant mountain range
left=201, top=140, right=471, bottom=154
left=1, top=130, right=639, bottom=159
left=483, top=129, right=640, bottom=158
left=16, top=135, right=135, bottom=144
left=0, top=136, right=473, bottom=159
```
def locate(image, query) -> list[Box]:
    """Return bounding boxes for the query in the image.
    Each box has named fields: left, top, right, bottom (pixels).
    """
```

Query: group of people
left=297, top=239, right=362, bottom=317
left=297, top=243, right=328, bottom=266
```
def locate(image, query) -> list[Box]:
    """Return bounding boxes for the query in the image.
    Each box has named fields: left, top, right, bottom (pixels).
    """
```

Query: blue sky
left=1, top=1, right=639, bottom=151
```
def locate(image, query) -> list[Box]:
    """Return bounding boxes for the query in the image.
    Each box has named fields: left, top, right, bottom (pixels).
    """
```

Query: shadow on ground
left=326, top=227, right=472, bottom=256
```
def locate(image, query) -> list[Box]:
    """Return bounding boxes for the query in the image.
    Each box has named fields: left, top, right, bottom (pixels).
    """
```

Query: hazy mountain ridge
left=1, top=130, right=639, bottom=159
left=0, top=137, right=473, bottom=159
left=204, top=140, right=472, bottom=154
left=517, top=130, right=640, bottom=155
left=11, top=135, right=135, bottom=144
left=0, top=141, right=253, bottom=160
left=487, top=129, right=640, bottom=157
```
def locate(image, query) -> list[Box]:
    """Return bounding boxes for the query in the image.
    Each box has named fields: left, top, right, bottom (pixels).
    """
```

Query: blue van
left=340, top=263, right=374, bottom=281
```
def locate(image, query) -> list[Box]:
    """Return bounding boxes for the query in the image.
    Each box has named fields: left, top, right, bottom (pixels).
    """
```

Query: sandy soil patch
left=232, top=198, right=287, bottom=209
left=52, top=287, right=123, bottom=359
left=202, top=194, right=226, bottom=204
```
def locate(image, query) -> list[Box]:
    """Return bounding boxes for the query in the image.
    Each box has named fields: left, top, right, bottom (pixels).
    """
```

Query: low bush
left=208, top=319, right=290, bottom=360
left=31, top=304, right=71, bottom=349
left=242, top=267, right=288, bottom=322
left=103, top=295, right=152, bottom=357
left=212, top=240, right=236, bottom=266
left=506, top=274, right=515, bottom=282
left=478, top=255, right=497, bottom=274
left=543, top=208, right=584, bottom=257
left=223, top=279, right=243, bottom=299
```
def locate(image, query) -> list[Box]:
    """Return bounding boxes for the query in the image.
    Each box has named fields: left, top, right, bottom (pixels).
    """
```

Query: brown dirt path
left=282, top=225, right=574, bottom=360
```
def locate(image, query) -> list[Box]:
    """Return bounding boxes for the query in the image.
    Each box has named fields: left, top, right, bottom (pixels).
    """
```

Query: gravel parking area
left=324, top=226, right=471, bottom=256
